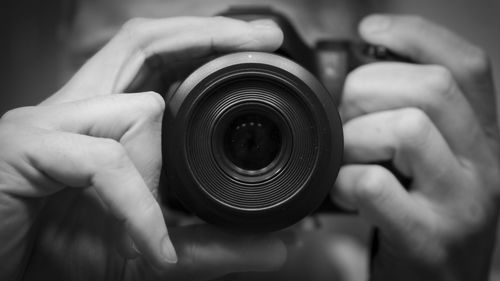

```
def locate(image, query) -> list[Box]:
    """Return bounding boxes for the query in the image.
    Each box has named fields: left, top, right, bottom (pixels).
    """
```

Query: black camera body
left=159, top=7, right=401, bottom=232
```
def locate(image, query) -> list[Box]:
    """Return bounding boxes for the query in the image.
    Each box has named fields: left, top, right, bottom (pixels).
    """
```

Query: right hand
left=0, top=16, right=286, bottom=281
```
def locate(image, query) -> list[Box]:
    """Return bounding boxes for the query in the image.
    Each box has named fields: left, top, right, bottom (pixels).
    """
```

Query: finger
left=343, top=107, right=461, bottom=192
left=43, top=17, right=283, bottom=104
left=359, top=14, right=497, bottom=134
left=341, top=62, right=488, bottom=159
left=4, top=128, right=177, bottom=268
left=145, top=225, right=287, bottom=280
left=2, top=92, right=164, bottom=190
left=333, top=164, right=424, bottom=247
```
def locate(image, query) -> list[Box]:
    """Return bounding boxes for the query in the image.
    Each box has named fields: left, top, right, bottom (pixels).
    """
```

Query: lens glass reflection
left=224, top=113, right=281, bottom=171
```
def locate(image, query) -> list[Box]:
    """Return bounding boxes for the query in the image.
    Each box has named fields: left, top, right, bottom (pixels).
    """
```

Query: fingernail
left=362, top=15, right=391, bottom=33
left=250, top=19, right=277, bottom=29
left=161, top=236, right=178, bottom=264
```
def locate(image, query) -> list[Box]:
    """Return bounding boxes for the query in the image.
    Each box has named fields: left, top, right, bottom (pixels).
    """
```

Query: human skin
left=217, top=14, right=500, bottom=281
left=0, top=17, right=286, bottom=281
left=1, top=12, right=499, bottom=281
left=334, top=14, right=500, bottom=281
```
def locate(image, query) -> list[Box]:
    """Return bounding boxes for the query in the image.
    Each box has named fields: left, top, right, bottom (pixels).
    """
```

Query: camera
left=152, top=6, right=405, bottom=232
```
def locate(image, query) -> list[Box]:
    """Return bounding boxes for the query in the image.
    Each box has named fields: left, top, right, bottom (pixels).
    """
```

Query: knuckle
left=93, top=138, right=129, bottom=168
left=463, top=46, right=491, bottom=76
left=135, top=91, right=165, bottom=119
left=122, top=17, right=148, bottom=32
left=422, top=65, right=455, bottom=101
left=402, top=15, right=427, bottom=30
left=1, top=107, right=35, bottom=123
left=119, top=17, right=149, bottom=42
left=354, top=166, right=390, bottom=202
left=394, top=108, right=432, bottom=144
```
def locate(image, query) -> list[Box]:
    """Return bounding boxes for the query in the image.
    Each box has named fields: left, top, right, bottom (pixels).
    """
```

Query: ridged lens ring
left=186, top=74, right=316, bottom=210
left=163, top=52, right=343, bottom=231
left=213, top=103, right=292, bottom=181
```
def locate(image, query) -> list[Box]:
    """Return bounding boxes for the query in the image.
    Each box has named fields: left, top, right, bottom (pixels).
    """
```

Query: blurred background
left=1, top=0, right=499, bottom=280
left=2, top=0, right=500, bottom=114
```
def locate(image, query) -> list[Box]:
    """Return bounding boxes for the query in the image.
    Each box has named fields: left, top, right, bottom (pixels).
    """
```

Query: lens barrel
left=163, top=52, right=343, bottom=232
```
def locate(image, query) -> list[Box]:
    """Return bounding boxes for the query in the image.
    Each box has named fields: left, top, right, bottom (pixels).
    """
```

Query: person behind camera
left=0, top=3, right=499, bottom=281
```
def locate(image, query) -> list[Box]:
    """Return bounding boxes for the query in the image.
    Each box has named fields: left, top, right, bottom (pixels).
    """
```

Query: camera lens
left=224, top=113, right=281, bottom=171
left=213, top=104, right=291, bottom=182
left=162, top=52, right=343, bottom=231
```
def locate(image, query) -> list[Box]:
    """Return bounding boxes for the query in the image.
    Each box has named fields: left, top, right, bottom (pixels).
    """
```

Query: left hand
left=333, top=14, right=500, bottom=280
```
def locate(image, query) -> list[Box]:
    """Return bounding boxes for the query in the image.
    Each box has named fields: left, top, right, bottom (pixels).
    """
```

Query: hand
left=333, top=15, right=500, bottom=280
left=0, top=16, right=285, bottom=281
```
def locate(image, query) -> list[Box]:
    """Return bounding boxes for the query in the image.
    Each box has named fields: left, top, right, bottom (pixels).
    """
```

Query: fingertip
left=330, top=186, right=357, bottom=212
left=133, top=232, right=177, bottom=269
left=359, top=14, right=392, bottom=42
left=161, top=235, right=178, bottom=264
left=333, top=167, right=361, bottom=208
left=248, top=19, right=284, bottom=51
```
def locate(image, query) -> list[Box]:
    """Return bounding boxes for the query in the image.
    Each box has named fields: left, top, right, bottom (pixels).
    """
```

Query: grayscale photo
left=1, top=0, right=500, bottom=280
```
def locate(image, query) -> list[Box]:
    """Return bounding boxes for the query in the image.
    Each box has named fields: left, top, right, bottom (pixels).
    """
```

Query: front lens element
left=224, top=113, right=281, bottom=171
